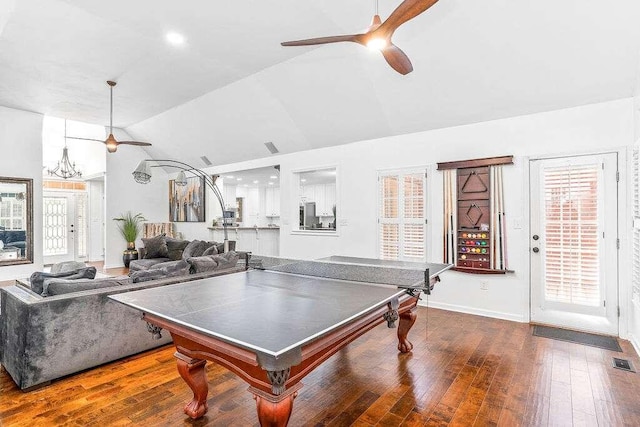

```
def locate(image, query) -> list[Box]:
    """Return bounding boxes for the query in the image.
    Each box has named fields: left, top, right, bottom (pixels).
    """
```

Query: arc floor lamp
left=132, top=159, right=230, bottom=252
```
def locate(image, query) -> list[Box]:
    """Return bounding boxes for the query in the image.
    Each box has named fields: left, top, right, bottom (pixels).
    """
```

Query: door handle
left=532, top=235, right=539, bottom=240
left=532, top=247, right=539, bottom=253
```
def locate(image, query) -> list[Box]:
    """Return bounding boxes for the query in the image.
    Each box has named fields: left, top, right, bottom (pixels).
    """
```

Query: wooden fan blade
left=381, top=44, right=414, bottom=75
left=118, top=141, right=152, bottom=147
left=282, top=34, right=365, bottom=47
left=65, top=136, right=106, bottom=143
left=378, top=0, right=439, bottom=37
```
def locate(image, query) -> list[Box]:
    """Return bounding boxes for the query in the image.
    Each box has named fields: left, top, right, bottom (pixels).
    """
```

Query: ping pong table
left=109, top=257, right=451, bottom=426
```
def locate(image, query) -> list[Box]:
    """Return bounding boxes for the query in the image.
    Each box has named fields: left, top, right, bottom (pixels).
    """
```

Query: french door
left=530, top=153, right=618, bottom=335
left=43, top=191, right=87, bottom=265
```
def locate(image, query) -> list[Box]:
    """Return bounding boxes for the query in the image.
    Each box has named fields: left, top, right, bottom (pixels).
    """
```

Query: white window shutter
left=379, top=171, right=426, bottom=261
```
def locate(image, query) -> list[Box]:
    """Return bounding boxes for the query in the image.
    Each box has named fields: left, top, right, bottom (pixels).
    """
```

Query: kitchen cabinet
left=265, top=187, right=280, bottom=217
left=209, top=227, right=280, bottom=256
left=223, top=184, right=237, bottom=209
left=316, top=183, right=336, bottom=217
left=301, top=185, right=316, bottom=203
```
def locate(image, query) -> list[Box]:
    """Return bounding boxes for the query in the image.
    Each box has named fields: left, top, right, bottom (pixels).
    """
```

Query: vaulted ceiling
left=1, top=0, right=639, bottom=167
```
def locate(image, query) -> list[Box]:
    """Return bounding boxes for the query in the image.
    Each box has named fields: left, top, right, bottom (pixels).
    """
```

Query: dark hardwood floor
left=2, top=305, right=640, bottom=426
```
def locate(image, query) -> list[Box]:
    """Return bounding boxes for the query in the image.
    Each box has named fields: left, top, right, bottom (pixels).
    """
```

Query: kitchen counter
left=209, top=226, right=279, bottom=256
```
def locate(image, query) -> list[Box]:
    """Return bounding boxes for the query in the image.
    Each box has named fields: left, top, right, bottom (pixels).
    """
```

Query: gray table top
left=110, top=269, right=405, bottom=359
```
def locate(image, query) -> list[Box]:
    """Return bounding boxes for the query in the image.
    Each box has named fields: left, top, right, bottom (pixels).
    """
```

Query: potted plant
left=113, top=211, right=146, bottom=267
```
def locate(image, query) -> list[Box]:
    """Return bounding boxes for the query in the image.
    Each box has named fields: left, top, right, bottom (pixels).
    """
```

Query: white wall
left=104, top=144, right=167, bottom=268
left=0, top=106, right=44, bottom=281
left=207, top=99, right=634, bottom=327
left=88, top=178, right=104, bottom=262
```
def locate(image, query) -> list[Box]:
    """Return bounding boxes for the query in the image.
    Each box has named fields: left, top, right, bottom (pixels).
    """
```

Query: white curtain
left=443, top=169, right=457, bottom=264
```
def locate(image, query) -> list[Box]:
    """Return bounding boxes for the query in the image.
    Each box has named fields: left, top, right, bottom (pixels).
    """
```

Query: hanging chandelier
left=48, top=120, right=82, bottom=179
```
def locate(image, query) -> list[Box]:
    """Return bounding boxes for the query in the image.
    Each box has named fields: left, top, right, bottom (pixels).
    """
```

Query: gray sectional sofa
left=0, top=258, right=247, bottom=391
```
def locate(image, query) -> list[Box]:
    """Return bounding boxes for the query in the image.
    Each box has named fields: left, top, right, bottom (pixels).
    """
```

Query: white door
left=530, top=153, right=618, bottom=335
left=43, top=192, right=87, bottom=265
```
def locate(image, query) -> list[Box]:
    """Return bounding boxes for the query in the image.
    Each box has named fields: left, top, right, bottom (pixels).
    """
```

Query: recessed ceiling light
left=237, top=178, right=242, bottom=181
left=270, top=175, right=277, bottom=179
left=253, top=180, right=259, bottom=184
left=166, top=32, right=186, bottom=46
left=268, top=182, right=274, bottom=185
left=301, top=178, right=307, bottom=182
left=225, top=175, right=234, bottom=179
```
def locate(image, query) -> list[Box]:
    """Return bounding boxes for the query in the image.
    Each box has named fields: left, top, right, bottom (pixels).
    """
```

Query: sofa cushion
left=29, top=266, right=97, bottom=296
left=44, top=276, right=131, bottom=296
left=142, top=234, right=168, bottom=259
left=202, top=244, right=218, bottom=256
left=165, top=237, right=190, bottom=261
left=211, top=251, right=240, bottom=270
left=182, top=240, right=214, bottom=259
left=187, top=251, right=240, bottom=273
left=130, top=260, right=190, bottom=283
left=187, top=256, right=219, bottom=273
left=128, top=258, right=171, bottom=272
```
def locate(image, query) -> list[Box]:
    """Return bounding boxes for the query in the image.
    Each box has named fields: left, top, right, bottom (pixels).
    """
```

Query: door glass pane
left=543, top=164, right=600, bottom=306
left=44, top=196, right=68, bottom=256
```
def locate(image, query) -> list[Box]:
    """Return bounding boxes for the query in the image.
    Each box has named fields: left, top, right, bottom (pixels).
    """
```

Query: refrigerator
left=299, top=202, right=318, bottom=229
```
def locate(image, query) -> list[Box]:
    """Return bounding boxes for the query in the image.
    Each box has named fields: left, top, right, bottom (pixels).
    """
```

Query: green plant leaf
left=113, top=211, right=147, bottom=243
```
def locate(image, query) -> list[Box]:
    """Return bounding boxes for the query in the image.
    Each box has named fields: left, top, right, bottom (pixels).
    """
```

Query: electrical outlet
left=480, top=281, right=489, bottom=291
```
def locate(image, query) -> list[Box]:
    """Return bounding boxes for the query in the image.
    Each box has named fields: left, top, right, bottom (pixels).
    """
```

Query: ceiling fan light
left=367, top=38, right=388, bottom=51
left=132, top=160, right=152, bottom=184
left=105, top=134, right=118, bottom=153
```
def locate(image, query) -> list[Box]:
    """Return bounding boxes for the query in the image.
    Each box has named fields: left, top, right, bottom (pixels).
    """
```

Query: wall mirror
left=0, top=177, right=33, bottom=266
left=296, top=167, right=337, bottom=232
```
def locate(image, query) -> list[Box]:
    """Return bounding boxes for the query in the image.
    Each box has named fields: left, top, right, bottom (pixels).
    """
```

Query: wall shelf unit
left=438, top=155, right=513, bottom=274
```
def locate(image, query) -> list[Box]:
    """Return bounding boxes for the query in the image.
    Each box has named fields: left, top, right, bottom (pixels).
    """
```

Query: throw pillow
left=215, top=242, right=226, bottom=254
left=165, top=237, right=190, bottom=261
left=142, top=234, right=168, bottom=259
left=30, top=266, right=97, bottom=296
left=202, top=244, right=218, bottom=256
left=210, top=250, right=240, bottom=270
left=182, top=240, right=212, bottom=259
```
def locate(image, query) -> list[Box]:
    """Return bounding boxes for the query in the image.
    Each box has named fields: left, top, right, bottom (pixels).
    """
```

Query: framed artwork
left=169, top=176, right=205, bottom=222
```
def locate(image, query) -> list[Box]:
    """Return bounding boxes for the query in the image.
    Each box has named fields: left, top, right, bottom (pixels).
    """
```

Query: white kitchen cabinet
left=315, top=183, right=336, bottom=216
left=223, top=184, right=237, bottom=209
left=301, top=185, right=316, bottom=203
left=209, top=227, right=280, bottom=256
left=265, top=187, right=280, bottom=217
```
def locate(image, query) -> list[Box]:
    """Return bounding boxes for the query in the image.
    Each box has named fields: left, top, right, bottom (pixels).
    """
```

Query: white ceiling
left=1, top=0, right=639, bottom=167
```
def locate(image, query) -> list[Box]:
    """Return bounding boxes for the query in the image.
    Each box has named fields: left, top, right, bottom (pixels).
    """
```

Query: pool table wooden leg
left=175, top=352, right=209, bottom=419
left=250, top=383, right=302, bottom=427
left=397, top=308, right=417, bottom=353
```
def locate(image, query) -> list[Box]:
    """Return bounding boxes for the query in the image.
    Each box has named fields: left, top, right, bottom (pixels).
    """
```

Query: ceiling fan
left=67, top=81, right=152, bottom=153
left=281, top=0, right=439, bottom=75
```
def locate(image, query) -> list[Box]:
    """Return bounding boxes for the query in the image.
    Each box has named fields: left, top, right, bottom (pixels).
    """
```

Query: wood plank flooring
left=2, top=307, right=640, bottom=426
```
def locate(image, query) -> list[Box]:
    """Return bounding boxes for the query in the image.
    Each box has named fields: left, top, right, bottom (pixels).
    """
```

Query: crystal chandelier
left=48, top=120, right=82, bottom=179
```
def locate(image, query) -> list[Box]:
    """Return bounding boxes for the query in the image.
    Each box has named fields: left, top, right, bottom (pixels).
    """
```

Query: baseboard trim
left=419, top=300, right=526, bottom=323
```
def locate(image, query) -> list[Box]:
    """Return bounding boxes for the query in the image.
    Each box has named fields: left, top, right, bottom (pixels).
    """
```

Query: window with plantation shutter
left=633, top=147, right=640, bottom=300
left=543, top=164, right=600, bottom=306
left=378, top=170, right=426, bottom=261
